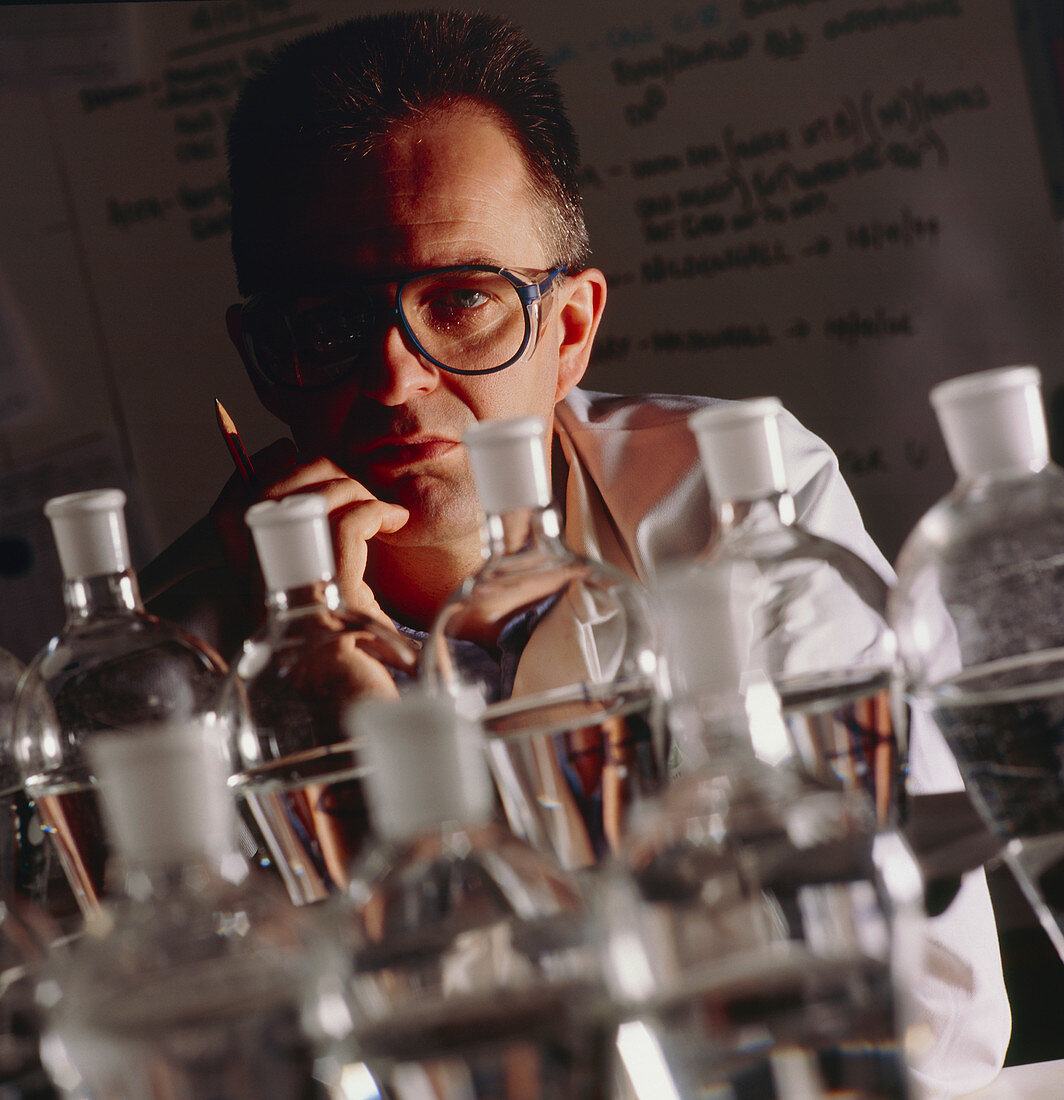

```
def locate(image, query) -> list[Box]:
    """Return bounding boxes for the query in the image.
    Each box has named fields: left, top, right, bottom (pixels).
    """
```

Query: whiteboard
left=1, top=0, right=1064, bottom=657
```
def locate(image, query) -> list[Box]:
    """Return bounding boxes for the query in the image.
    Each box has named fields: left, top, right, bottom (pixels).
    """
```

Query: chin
left=385, top=479, right=482, bottom=548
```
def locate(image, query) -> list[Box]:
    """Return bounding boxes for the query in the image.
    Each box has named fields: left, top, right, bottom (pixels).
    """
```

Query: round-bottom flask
left=221, top=493, right=419, bottom=904
left=12, top=490, right=227, bottom=923
left=421, top=416, right=668, bottom=872
left=892, top=365, right=1064, bottom=962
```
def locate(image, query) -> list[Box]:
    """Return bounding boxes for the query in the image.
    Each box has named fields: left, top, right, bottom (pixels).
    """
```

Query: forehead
left=293, top=107, right=549, bottom=279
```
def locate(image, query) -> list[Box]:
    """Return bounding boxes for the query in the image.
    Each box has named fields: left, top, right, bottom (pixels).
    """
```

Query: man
left=141, top=11, right=1010, bottom=1096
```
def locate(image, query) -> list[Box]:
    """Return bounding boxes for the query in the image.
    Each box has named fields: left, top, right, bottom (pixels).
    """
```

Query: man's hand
left=209, top=438, right=409, bottom=627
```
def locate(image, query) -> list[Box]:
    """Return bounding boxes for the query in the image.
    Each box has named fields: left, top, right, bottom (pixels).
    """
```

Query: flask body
left=38, top=722, right=336, bottom=1100
left=222, top=495, right=420, bottom=905
left=598, top=697, right=914, bottom=1100
left=424, top=528, right=668, bottom=872
left=323, top=692, right=614, bottom=1099
left=338, top=820, right=612, bottom=1100
left=0, top=648, right=52, bottom=916
left=0, top=895, right=62, bottom=1098
left=635, top=546, right=919, bottom=1098
left=14, top=598, right=224, bottom=920
left=223, top=596, right=418, bottom=904
left=667, top=502, right=902, bottom=827
left=893, top=464, right=1064, bottom=957
left=422, top=416, right=669, bottom=871
left=40, top=864, right=329, bottom=1099
left=681, top=398, right=904, bottom=828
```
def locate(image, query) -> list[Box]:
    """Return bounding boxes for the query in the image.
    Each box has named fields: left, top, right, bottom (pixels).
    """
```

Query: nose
left=360, top=321, right=440, bottom=406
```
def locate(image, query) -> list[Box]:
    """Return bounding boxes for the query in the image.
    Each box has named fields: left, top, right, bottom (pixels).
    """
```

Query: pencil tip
left=214, top=398, right=236, bottom=435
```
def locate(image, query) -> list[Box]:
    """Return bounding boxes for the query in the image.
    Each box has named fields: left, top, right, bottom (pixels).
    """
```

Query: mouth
left=362, top=436, right=461, bottom=473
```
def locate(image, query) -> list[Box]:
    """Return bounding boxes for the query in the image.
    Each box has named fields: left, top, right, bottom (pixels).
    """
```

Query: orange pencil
left=214, top=398, right=257, bottom=488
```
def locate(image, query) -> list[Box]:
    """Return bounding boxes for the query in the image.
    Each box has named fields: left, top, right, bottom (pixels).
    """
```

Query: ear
left=226, top=303, right=288, bottom=420
left=553, top=267, right=607, bottom=403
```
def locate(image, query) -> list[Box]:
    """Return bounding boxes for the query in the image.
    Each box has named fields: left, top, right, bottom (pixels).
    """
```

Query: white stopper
left=246, top=494, right=336, bottom=592
left=89, top=720, right=235, bottom=867
left=689, top=398, right=787, bottom=502
left=930, top=365, right=1048, bottom=479
left=44, top=489, right=131, bottom=579
left=464, top=416, right=552, bottom=514
left=347, top=690, right=495, bottom=842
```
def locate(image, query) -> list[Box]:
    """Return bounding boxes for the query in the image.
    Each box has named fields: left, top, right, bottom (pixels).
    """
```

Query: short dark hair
left=227, top=9, right=590, bottom=295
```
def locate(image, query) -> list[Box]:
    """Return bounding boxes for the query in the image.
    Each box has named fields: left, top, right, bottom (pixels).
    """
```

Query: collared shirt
left=396, top=594, right=558, bottom=704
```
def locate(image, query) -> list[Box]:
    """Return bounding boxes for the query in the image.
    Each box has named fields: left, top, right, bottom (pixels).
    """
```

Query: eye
left=412, top=276, right=515, bottom=335
left=428, top=285, right=493, bottom=315
left=454, top=287, right=491, bottom=309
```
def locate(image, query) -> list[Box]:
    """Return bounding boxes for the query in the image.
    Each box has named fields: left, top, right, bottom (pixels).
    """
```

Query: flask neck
left=63, top=569, right=144, bottom=621
left=114, top=848, right=250, bottom=905
left=956, top=455, right=1052, bottom=489
left=715, top=491, right=797, bottom=535
left=480, top=502, right=566, bottom=560
left=264, top=578, right=344, bottom=617
left=383, top=813, right=496, bottom=852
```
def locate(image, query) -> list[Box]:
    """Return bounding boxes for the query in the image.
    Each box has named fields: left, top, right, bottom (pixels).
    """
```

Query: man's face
left=251, top=107, right=588, bottom=550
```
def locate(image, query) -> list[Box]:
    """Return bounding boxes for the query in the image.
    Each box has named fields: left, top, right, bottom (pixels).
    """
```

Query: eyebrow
left=372, top=256, right=510, bottom=279
left=277, top=258, right=523, bottom=290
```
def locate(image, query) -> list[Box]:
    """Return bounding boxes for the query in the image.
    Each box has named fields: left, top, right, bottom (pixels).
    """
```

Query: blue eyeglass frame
left=239, top=263, right=568, bottom=388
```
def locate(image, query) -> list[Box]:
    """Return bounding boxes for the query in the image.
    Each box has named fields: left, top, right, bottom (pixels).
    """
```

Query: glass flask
left=10, top=489, right=226, bottom=922
left=420, top=415, right=668, bottom=871
left=0, top=893, right=64, bottom=1099
left=0, top=648, right=52, bottom=915
left=220, top=493, right=419, bottom=905
left=891, top=364, right=1064, bottom=962
left=598, top=564, right=921, bottom=1100
left=0, top=647, right=25, bottom=895
left=327, top=689, right=613, bottom=1100
left=673, top=397, right=903, bottom=828
left=37, top=721, right=338, bottom=1100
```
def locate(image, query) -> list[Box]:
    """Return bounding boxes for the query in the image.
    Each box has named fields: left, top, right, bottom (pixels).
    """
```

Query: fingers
left=266, top=472, right=409, bottom=536
left=251, top=453, right=408, bottom=624
left=207, top=441, right=405, bottom=638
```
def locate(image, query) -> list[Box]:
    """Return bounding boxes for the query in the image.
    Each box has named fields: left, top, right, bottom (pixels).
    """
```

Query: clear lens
left=400, top=270, right=529, bottom=372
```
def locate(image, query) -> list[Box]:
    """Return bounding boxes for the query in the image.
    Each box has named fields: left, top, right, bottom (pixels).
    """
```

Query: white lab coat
left=553, top=388, right=1011, bottom=1099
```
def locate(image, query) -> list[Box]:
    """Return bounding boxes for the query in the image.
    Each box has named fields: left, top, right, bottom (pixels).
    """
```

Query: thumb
left=377, top=502, right=410, bottom=535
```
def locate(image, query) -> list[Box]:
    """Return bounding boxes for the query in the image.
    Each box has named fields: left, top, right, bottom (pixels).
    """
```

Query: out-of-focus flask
left=0, top=648, right=51, bottom=914
left=37, top=721, right=337, bottom=1099
left=0, top=893, right=63, bottom=1099
left=10, top=489, right=226, bottom=922
left=597, top=563, right=920, bottom=1100
left=420, top=415, right=668, bottom=871
left=0, top=647, right=26, bottom=895
left=327, top=689, right=612, bottom=1100
left=677, top=397, right=903, bottom=827
left=891, top=364, right=1064, bottom=961
left=220, top=493, right=419, bottom=905
left=1, top=656, right=69, bottom=1099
